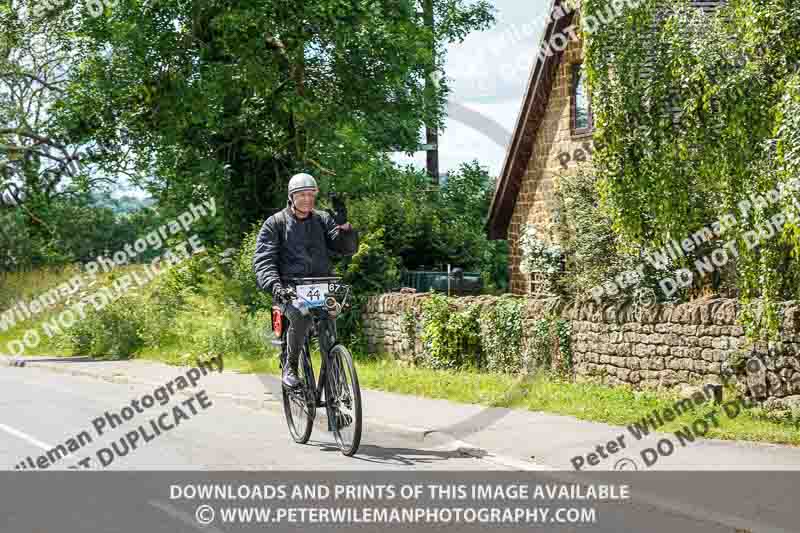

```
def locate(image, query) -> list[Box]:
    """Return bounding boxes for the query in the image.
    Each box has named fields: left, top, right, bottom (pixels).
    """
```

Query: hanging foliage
left=582, top=0, right=800, bottom=339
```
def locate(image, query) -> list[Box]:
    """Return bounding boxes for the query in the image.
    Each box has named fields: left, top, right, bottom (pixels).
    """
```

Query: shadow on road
left=303, top=440, right=479, bottom=467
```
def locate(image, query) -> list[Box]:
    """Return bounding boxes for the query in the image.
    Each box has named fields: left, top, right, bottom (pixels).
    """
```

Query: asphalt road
left=1, top=363, right=797, bottom=533
left=0, top=364, right=501, bottom=471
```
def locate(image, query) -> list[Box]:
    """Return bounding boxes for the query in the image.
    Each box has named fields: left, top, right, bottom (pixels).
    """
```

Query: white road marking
left=0, top=422, right=54, bottom=450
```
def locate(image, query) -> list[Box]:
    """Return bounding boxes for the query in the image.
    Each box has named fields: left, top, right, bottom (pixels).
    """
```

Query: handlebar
left=284, top=276, right=343, bottom=284
left=276, top=278, right=352, bottom=313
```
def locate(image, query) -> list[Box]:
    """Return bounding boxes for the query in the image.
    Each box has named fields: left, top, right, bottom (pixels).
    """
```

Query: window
left=571, top=63, right=593, bottom=135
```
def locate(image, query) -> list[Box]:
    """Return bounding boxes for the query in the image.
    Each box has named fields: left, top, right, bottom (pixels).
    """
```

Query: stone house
left=486, top=0, right=723, bottom=295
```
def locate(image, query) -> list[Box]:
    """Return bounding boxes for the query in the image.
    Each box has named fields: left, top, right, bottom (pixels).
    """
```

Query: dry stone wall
left=362, top=293, right=800, bottom=410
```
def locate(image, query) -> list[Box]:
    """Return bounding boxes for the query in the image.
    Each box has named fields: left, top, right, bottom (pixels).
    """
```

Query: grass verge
left=143, top=347, right=800, bottom=446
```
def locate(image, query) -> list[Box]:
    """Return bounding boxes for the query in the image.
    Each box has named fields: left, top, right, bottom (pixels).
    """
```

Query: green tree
left=346, top=161, right=507, bottom=289
left=53, top=0, right=493, bottom=241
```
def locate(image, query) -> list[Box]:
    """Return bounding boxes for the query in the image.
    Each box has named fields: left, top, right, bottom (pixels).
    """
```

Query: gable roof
left=486, top=0, right=724, bottom=240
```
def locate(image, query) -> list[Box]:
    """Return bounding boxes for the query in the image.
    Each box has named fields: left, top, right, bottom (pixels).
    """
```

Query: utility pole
left=422, top=0, right=440, bottom=185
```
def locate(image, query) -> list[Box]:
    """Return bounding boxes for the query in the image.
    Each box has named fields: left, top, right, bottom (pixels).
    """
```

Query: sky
left=393, top=0, right=551, bottom=178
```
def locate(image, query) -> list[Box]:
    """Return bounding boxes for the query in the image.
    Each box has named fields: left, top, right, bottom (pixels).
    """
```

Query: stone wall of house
left=508, top=21, right=594, bottom=296
left=362, top=292, right=800, bottom=410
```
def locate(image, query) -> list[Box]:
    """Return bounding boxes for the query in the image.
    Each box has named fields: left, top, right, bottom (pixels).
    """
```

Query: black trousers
left=283, top=302, right=311, bottom=367
left=282, top=303, right=335, bottom=367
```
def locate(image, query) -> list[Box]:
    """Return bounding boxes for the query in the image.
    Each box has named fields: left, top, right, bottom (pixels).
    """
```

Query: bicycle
left=270, top=276, right=363, bottom=456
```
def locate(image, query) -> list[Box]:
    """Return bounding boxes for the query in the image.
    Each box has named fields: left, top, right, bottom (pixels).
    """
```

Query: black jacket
left=253, top=207, right=359, bottom=293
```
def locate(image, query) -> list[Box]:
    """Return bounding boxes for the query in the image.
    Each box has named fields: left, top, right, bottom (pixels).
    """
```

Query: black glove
left=329, top=193, right=348, bottom=225
left=271, top=284, right=286, bottom=302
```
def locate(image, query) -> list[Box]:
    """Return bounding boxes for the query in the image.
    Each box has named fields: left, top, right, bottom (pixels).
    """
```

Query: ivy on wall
left=402, top=308, right=418, bottom=355
left=479, top=297, right=525, bottom=373
left=412, top=294, right=574, bottom=375
left=582, top=0, right=800, bottom=339
left=419, top=293, right=482, bottom=370
left=523, top=314, right=573, bottom=376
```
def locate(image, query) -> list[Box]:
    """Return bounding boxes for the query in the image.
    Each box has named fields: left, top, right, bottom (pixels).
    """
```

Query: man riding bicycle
left=253, top=173, right=359, bottom=389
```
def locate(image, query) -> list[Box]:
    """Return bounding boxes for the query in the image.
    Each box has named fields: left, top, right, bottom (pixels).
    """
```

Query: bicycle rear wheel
left=325, top=344, right=362, bottom=456
left=282, top=344, right=316, bottom=444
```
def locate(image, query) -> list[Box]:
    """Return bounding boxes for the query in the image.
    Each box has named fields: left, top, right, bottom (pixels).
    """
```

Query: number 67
left=86, top=0, right=118, bottom=18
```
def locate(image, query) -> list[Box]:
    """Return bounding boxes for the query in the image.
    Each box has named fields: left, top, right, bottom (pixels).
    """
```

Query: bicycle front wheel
left=282, top=347, right=316, bottom=444
left=325, top=344, right=362, bottom=456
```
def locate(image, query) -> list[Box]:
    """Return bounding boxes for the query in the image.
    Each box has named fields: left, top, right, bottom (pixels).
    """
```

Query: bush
left=554, top=167, right=676, bottom=302
left=60, top=295, right=146, bottom=359
left=479, top=297, right=524, bottom=373
left=336, top=228, right=400, bottom=348
left=526, top=318, right=552, bottom=371
left=57, top=254, right=212, bottom=359
left=419, top=292, right=481, bottom=370
left=341, top=228, right=400, bottom=292
left=191, top=300, right=274, bottom=361
left=133, top=252, right=218, bottom=347
left=519, top=223, right=563, bottom=274
left=521, top=315, right=573, bottom=375
left=413, top=294, right=574, bottom=376
left=231, top=224, right=272, bottom=312
left=140, top=267, right=275, bottom=363
left=346, top=161, right=508, bottom=289
left=139, top=280, right=190, bottom=348
left=0, top=210, right=38, bottom=272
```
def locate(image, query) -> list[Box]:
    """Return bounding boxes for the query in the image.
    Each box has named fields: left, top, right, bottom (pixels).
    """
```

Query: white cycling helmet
left=288, top=173, right=318, bottom=199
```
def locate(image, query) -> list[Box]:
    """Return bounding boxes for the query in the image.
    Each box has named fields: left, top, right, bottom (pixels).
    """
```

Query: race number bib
left=296, top=283, right=328, bottom=308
